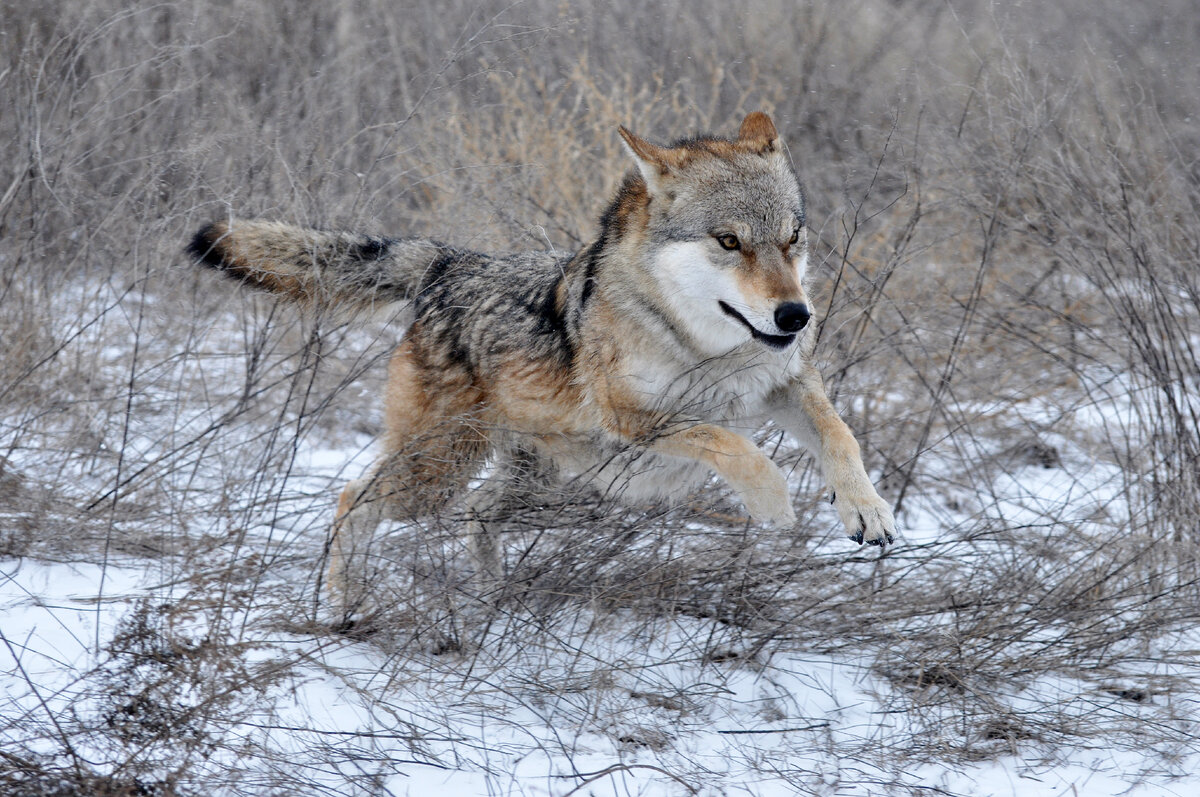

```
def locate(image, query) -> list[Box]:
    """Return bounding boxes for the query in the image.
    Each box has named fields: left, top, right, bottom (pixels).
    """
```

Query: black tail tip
left=186, top=221, right=229, bottom=268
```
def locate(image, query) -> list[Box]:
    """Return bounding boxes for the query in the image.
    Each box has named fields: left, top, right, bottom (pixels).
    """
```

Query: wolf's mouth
left=718, top=301, right=796, bottom=349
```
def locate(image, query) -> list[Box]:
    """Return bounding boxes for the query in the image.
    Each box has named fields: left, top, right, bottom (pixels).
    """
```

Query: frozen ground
left=3, top=420, right=1197, bottom=796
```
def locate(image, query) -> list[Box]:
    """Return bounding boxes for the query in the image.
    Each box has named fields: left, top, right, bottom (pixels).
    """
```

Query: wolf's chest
left=619, top=347, right=790, bottom=423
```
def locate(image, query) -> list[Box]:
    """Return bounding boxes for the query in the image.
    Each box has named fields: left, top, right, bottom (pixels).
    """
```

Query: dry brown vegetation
left=2, top=0, right=1199, bottom=794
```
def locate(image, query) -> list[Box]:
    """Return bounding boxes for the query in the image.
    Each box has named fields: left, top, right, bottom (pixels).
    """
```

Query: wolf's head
left=617, top=112, right=810, bottom=355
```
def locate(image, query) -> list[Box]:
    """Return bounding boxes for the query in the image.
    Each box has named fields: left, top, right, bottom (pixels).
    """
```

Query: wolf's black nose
left=774, top=302, right=810, bottom=333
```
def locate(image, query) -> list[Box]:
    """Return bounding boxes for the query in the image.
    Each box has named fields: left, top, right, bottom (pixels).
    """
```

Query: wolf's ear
left=738, top=111, right=779, bottom=153
left=619, top=126, right=677, bottom=193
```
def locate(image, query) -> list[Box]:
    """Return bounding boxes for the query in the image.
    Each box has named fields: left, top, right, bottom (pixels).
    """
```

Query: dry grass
left=2, top=0, right=1199, bottom=794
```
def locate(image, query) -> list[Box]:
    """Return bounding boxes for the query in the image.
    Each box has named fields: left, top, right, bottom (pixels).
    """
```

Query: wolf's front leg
left=771, top=365, right=896, bottom=546
left=648, top=423, right=797, bottom=529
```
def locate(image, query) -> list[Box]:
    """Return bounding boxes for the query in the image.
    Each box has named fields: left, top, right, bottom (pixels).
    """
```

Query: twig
left=558, top=764, right=697, bottom=796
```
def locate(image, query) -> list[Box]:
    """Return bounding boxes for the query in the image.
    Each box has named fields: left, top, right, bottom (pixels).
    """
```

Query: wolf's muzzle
left=718, top=301, right=797, bottom=349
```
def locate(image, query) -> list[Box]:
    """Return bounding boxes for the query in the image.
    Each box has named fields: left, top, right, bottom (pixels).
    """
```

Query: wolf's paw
left=742, top=469, right=797, bottom=529
left=753, top=501, right=797, bottom=530
left=832, top=485, right=896, bottom=547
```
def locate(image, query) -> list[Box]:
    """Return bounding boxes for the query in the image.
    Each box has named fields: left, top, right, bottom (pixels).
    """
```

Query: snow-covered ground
left=4, top=414, right=1197, bottom=796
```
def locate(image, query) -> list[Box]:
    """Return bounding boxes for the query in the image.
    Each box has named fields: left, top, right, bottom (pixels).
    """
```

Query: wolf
left=187, top=112, right=897, bottom=608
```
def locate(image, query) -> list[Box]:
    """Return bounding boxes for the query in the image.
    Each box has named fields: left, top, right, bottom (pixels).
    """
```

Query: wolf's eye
left=787, top=228, right=800, bottom=246
left=716, top=233, right=740, bottom=251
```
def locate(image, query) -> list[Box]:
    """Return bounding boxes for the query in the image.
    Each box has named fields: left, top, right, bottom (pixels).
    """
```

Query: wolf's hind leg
left=326, top=436, right=489, bottom=616
left=327, top=474, right=388, bottom=615
left=461, top=445, right=557, bottom=595
left=463, top=490, right=502, bottom=590
left=326, top=341, right=489, bottom=614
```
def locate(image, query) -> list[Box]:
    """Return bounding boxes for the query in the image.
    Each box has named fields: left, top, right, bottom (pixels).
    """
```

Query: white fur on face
left=654, top=241, right=797, bottom=352
left=655, top=242, right=745, bottom=352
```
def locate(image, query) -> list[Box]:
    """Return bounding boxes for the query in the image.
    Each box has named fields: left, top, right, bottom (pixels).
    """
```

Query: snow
left=1, top=346, right=1197, bottom=795
left=4, top=505, right=1198, bottom=796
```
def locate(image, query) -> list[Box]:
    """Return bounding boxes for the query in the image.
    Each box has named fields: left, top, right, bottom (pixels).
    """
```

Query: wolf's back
left=187, top=219, right=452, bottom=307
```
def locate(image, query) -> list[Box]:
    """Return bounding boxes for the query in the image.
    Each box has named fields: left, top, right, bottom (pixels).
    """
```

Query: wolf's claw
left=835, top=488, right=896, bottom=548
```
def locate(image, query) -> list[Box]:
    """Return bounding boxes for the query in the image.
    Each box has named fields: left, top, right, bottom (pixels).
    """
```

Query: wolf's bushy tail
left=187, top=219, right=453, bottom=308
